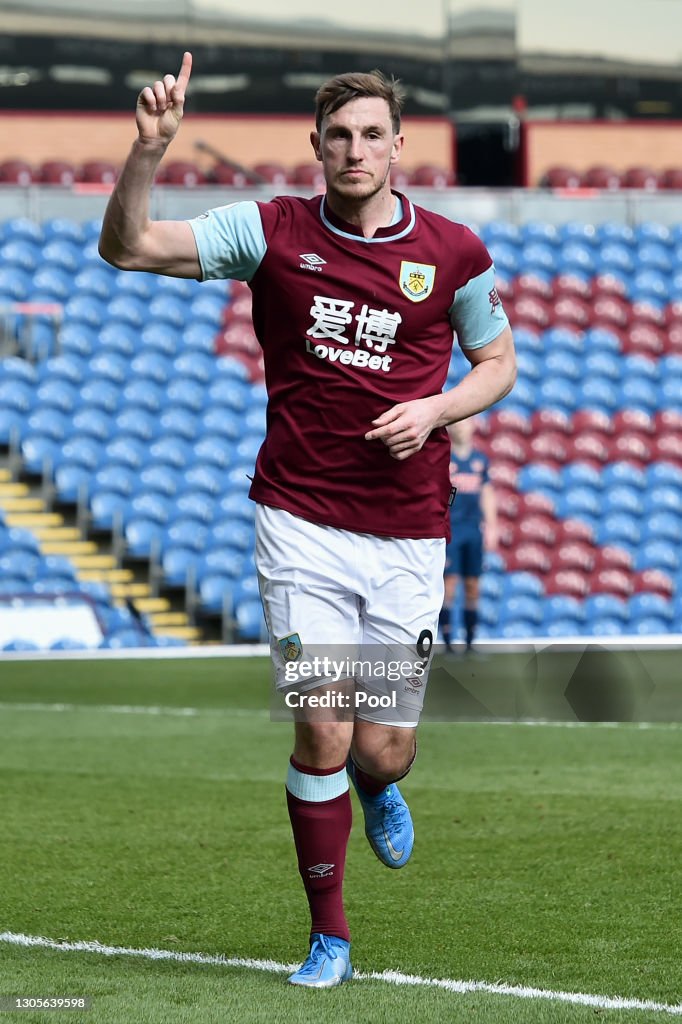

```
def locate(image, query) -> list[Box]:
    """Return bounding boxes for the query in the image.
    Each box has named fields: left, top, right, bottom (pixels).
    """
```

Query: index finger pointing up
left=176, top=51, right=192, bottom=93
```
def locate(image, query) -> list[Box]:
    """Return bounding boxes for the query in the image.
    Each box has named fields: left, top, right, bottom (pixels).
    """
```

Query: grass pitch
left=0, top=654, right=681, bottom=1023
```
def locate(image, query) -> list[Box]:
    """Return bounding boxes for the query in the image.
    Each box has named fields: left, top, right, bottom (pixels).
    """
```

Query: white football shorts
left=255, top=503, right=445, bottom=726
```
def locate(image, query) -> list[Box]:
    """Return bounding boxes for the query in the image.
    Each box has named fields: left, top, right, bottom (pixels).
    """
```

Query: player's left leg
left=348, top=721, right=416, bottom=868
left=347, top=530, right=444, bottom=869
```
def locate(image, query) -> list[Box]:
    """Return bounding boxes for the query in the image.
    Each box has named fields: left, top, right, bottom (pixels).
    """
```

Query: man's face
left=310, top=96, right=403, bottom=203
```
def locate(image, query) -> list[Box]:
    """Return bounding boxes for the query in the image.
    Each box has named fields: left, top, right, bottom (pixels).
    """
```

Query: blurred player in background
left=98, top=52, right=515, bottom=988
left=439, top=417, right=498, bottom=653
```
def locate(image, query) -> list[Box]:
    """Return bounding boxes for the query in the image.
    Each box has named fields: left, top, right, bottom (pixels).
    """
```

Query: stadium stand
left=1, top=209, right=682, bottom=648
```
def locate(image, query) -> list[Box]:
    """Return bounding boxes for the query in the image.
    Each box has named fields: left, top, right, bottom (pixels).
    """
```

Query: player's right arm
left=98, top=51, right=201, bottom=279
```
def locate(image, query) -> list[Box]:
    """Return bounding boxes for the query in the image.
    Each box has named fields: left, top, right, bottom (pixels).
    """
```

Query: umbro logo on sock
left=308, top=863, right=335, bottom=877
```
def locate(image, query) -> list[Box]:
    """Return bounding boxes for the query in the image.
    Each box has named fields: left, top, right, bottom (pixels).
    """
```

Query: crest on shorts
left=278, top=633, right=302, bottom=662
left=399, top=261, right=436, bottom=302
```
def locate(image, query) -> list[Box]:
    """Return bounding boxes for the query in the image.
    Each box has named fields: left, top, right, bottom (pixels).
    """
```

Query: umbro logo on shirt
left=299, top=253, right=327, bottom=273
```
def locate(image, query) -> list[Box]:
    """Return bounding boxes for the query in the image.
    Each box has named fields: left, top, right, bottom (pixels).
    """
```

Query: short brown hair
left=314, top=70, right=405, bottom=135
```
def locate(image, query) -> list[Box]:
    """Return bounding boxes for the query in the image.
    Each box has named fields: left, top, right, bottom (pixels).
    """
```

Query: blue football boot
left=347, top=758, right=414, bottom=868
left=288, top=933, right=352, bottom=988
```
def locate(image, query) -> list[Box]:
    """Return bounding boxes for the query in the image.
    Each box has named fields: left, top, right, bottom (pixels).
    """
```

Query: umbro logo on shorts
left=299, top=253, right=327, bottom=272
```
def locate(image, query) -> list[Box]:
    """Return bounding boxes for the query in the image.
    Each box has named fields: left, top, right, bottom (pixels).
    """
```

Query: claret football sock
left=286, top=757, right=352, bottom=943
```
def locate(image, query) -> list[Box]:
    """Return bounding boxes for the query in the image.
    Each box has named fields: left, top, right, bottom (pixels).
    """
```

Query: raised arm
left=98, top=51, right=201, bottom=278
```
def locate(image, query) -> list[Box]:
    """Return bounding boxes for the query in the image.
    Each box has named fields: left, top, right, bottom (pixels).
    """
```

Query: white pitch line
left=0, top=702, right=268, bottom=718
left=0, top=702, right=679, bottom=731
left=1, top=931, right=681, bottom=1016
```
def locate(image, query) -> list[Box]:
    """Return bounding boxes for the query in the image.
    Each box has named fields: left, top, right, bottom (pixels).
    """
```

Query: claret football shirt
left=189, top=192, right=508, bottom=539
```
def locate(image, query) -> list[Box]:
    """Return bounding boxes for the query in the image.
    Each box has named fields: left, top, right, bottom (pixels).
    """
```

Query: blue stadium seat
left=244, top=405, right=267, bottom=435
left=657, top=378, right=682, bottom=409
left=595, top=514, right=641, bottom=547
left=38, top=554, right=78, bottom=584
left=192, top=436, right=236, bottom=470
left=160, top=545, right=201, bottom=588
left=104, top=435, right=147, bottom=471
left=634, top=541, right=679, bottom=574
left=147, top=436, right=192, bottom=470
left=586, top=617, right=626, bottom=637
left=520, top=242, right=556, bottom=275
left=543, top=350, right=581, bottom=381
left=35, top=378, right=78, bottom=414
left=93, top=463, right=137, bottom=497
left=584, top=351, right=621, bottom=382
left=597, top=223, right=635, bottom=247
left=235, top=598, right=265, bottom=641
left=660, top=355, right=682, bottom=381
left=74, top=266, right=114, bottom=301
left=517, top=463, right=562, bottom=497
left=138, top=463, right=179, bottom=497
left=0, top=379, right=33, bottom=416
left=510, top=326, right=542, bottom=356
left=89, top=490, right=129, bottom=531
left=38, top=354, right=87, bottom=388
left=646, top=464, right=682, bottom=489
left=59, top=323, right=97, bottom=359
left=499, top=620, right=537, bottom=639
left=536, top=377, right=578, bottom=414
left=190, top=292, right=226, bottom=325
left=582, top=326, right=623, bottom=353
left=182, top=462, right=224, bottom=496
left=2, top=217, right=43, bottom=245
left=79, top=377, right=121, bottom=414
left=114, top=271, right=156, bottom=302
left=628, top=593, right=674, bottom=624
left=542, top=326, right=584, bottom=355
left=640, top=514, right=681, bottom=544
left=99, top=323, right=138, bottom=358
left=502, top=571, right=544, bottom=598
left=558, top=222, right=597, bottom=247
left=28, top=408, right=70, bottom=443
left=128, top=352, right=171, bottom=387
left=20, top=434, right=60, bottom=474
left=642, top=487, right=681, bottom=516
left=106, top=294, right=147, bottom=329
left=182, top=323, right=217, bottom=352
left=235, top=435, right=262, bottom=462
left=207, top=377, right=250, bottom=412
left=32, top=265, right=73, bottom=301
left=0, top=548, right=41, bottom=581
left=42, top=239, right=82, bottom=274
left=584, top=594, right=629, bottom=622
left=42, top=217, right=84, bottom=245
left=159, top=407, right=198, bottom=441
left=156, top=275, right=197, bottom=300
left=88, top=351, right=129, bottom=386
left=557, top=242, right=596, bottom=276
left=601, top=463, right=647, bottom=491
left=63, top=294, right=106, bottom=329
left=577, top=376, right=620, bottom=414
left=598, top=243, right=635, bottom=276
left=562, top=464, right=603, bottom=491
left=544, top=594, right=585, bottom=624
left=213, top=493, right=255, bottom=526
left=0, top=240, right=41, bottom=274
left=122, top=379, right=165, bottom=415
left=501, top=595, right=543, bottom=626
left=139, top=323, right=182, bottom=357
left=114, top=407, right=159, bottom=443
left=149, top=295, right=188, bottom=329
left=555, top=488, right=602, bottom=520
left=209, top=519, right=254, bottom=553
left=481, top=221, right=521, bottom=247
left=634, top=222, right=671, bottom=247
left=166, top=378, right=205, bottom=413
left=72, top=406, right=112, bottom=443
left=173, top=350, right=216, bottom=384
left=0, top=265, right=32, bottom=299
left=163, top=517, right=208, bottom=556
left=630, top=617, right=671, bottom=636
left=169, top=491, right=214, bottom=524
left=602, top=486, right=644, bottom=518
left=617, top=378, right=658, bottom=412
left=123, top=518, right=166, bottom=559
left=543, top=619, right=584, bottom=638
left=636, top=243, right=672, bottom=274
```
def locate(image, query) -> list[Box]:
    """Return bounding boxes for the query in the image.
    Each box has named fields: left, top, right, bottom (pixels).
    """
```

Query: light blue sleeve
left=187, top=201, right=267, bottom=282
left=449, top=264, right=509, bottom=350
